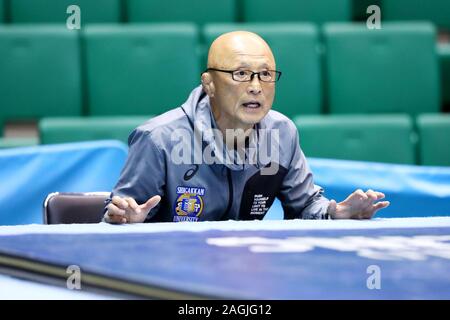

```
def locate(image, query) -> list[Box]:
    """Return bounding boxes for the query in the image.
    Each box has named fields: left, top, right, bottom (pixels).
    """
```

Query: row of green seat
left=1, top=0, right=450, bottom=30
left=0, top=22, right=445, bottom=132
left=33, top=113, right=450, bottom=167
left=439, top=44, right=450, bottom=107
left=296, top=113, right=450, bottom=166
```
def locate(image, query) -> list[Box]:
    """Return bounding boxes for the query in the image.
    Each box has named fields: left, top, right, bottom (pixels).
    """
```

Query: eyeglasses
left=205, top=68, right=282, bottom=83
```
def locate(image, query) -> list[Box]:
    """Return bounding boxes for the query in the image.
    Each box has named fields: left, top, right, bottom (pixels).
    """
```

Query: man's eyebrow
left=234, top=62, right=271, bottom=69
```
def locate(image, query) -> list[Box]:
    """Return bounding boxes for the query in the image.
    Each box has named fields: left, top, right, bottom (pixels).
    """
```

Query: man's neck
left=211, top=103, right=254, bottom=151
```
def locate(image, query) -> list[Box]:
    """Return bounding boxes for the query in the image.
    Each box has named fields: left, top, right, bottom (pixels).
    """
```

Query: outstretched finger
left=124, top=197, right=140, bottom=213
left=373, top=201, right=390, bottom=214
left=365, top=189, right=378, bottom=202
left=112, top=196, right=129, bottom=210
left=140, top=195, right=162, bottom=213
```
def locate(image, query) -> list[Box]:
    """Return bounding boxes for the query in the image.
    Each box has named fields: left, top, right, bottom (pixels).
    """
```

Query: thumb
left=139, top=195, right=161, bottom=213
left=327, top=199, right=337, bottom=219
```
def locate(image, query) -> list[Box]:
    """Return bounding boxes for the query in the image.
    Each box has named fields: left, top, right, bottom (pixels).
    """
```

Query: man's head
left=201, top=31, right=279, bottom=131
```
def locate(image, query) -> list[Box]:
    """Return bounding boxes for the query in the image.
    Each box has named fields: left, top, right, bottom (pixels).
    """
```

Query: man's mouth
left=242, top=102, right=261, bottom=109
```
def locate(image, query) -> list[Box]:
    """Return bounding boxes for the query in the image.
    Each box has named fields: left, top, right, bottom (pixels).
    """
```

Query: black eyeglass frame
left=204, top=68, right=282, bottom=82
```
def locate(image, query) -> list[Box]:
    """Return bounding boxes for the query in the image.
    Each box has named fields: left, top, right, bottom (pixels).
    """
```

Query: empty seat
left=0, top=0, right=4, bottom=23
left=293, top=114, right=416, bottom=164
left=203, top=23, right=322, bottom=117
left=126, top=0, right=236, bottom=24
left=324, top=23, right=440, bottom=116
left=0, top=26, right=82, bottom=134
left=39, top=116, right=152, bottom=144
left=10, top=0, right=121, bottom=23
left=0, top=137, right=39, bottom=149
left=84, top=24, right=200, bottom=116
left=439, top=44, right=450, bottom=107
left=383, top=0, right=450, bottom=31
left=242, top=0, right=351, bottom=24
left=352, top=0, right=381, bottom=21
left=417, top=113, right=450, bottom=166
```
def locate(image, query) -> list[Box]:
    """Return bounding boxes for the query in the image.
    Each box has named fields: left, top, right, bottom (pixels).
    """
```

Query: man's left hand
left=327, top=189, right=390, bottom=219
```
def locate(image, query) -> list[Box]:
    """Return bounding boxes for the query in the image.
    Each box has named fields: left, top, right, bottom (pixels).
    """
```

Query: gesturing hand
left=104, top=195, right=161, bottom=224
left=327, top=189, right=390, bottom=219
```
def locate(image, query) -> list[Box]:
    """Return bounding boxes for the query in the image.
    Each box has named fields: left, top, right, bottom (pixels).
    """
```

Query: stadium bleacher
left=0, top=25, right=82, bottom=133
left=417, top=113, right=450, bottom=166
left=293, top=114, right=416, bottom=164
left=39, top=116, right=152, bottom=144
left=0, top=0, right=4, bottom=23
left=382, top=0, right=450, bottom=31
left=0, top=0, right=448, bottom=167
left=242, top=0, right=352, bottom=24
left=83, top=24, right=200, bottom=116
left=9, top=0, right=122, bottom=24
left=323, top=22, right=440, bottom=116
left=126, top=0, right=236, bottom=25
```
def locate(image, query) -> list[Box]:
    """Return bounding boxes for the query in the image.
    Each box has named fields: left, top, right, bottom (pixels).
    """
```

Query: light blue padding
left=2, top=141, right=449, bottom=224
left=265, top=158, right=450, bottom=219
left=0, top=141, right=128, bottom=225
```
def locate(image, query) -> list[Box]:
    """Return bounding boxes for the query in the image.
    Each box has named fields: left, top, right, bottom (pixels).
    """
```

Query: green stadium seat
left=0, top=26, right=82, bottom=134
left=383, top=0, right=450, bottom=31
left=39, top=116, right=152, bottom=144
left=0, top=137, right=39, bottom=149
left=293, top=114, right=416, bottom=164
left=242, top=0, right=351, bottom=24
left=203, top=23, right=322, bottom=117
left=0, top=0, right=5, bottom=23
left=324, top=23, right=440, bottom=116
left=10, top=0, right=121, bottom=23
left=83, top=24, right=200, bottom=116
left=126, top=0, right=236, bottom=24
left=417, top=114, right=450, bottom=166
left=438, top=44, right=450, bottom=106
left=352, top=0, right=381, bottom=21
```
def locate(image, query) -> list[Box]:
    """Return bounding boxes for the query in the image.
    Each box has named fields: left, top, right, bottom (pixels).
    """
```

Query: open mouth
left=242, top=102, right=261, bottom=109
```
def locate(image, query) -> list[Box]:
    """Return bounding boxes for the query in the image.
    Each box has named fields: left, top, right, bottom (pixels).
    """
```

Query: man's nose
left=247, top=75, right=262, bottom=95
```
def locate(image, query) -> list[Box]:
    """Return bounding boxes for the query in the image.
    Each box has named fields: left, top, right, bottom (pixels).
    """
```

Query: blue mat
left=0, top=219, right=449, bottom=299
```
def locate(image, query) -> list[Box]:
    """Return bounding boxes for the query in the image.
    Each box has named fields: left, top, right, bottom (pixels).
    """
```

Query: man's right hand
left=104, top=195, right=161, bottom=224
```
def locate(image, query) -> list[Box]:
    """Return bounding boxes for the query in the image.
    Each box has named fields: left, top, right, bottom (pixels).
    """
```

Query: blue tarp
left=0, top=140, right=449, bottom=224
left=1, top=220, right=450, bottom=299
left=0, top=141, right=128, bottom=225
left=266, top=158, right=450, bottom=219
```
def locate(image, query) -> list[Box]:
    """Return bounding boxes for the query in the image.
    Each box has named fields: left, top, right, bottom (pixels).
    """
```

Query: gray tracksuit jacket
left=107, top=86, right=331, bottom=222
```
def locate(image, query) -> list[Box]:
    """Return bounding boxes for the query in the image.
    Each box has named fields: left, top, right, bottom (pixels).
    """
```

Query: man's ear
left=201, top=72, right=215, bottom=98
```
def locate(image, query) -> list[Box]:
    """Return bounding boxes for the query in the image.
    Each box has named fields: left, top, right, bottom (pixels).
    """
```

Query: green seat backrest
left=438, top=44, right=450, bottom=106
left=0, top=0, right=4, bottom=23
left=352, top=0, right=381, bottom=21
left=83, top=24, right=200, bottom=116
left=383, top=0, right=450, bottom=31
left=39, top=116, right=152, bottom=144
left=324, top=23, right=440, bottom=116
left=10, top=0, right=121, bottom=23
left=0, top=137, right=39, bottom=149
left=293, top=114, right=415, bottom=164
left=242, top=0, right=351, bottom=24
left=126, top=0, right=236, bottom=24
left=203, top=23, right=322, bottom=117
left=0, top=26, right=82, bottom=133
left=417, top=114, right=450, bottom=166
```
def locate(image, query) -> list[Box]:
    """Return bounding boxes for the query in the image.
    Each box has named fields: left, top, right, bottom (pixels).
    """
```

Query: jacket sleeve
left=105, top=128, right=166, bottom=221
left=277, top=128, right=330, bottom=220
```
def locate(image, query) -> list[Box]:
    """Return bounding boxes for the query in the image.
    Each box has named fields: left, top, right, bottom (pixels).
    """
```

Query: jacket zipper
left=221, top=168, right=233, bottom=220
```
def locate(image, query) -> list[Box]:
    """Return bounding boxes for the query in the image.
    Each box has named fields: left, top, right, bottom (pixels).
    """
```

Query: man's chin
left=239, top=108, right=269, bottom=125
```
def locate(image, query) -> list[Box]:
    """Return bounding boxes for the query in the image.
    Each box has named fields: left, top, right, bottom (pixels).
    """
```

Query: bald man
left=103, top=31, right=389, bottom=224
